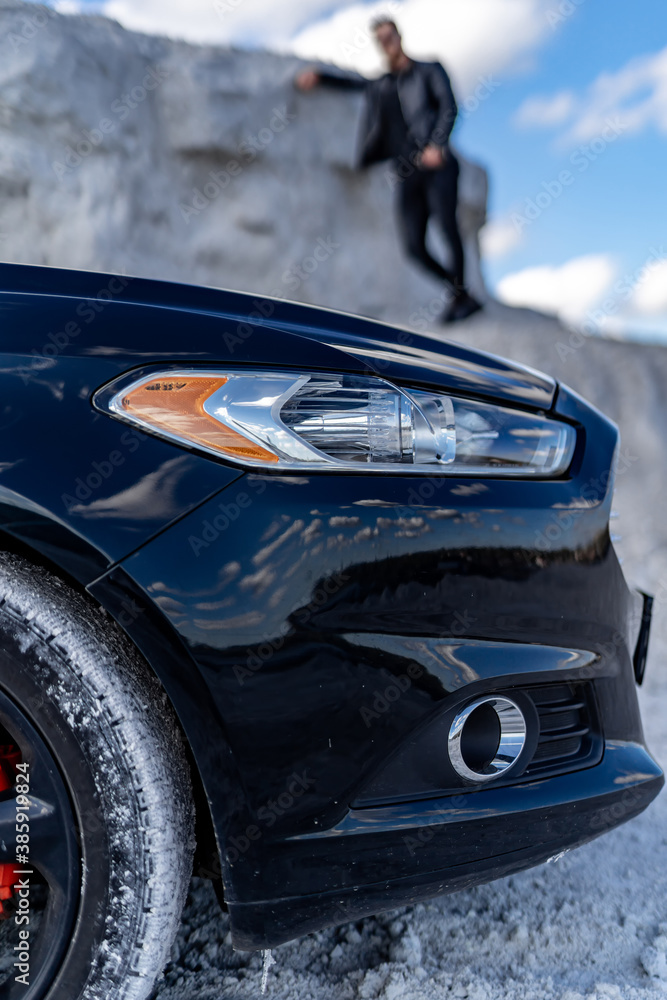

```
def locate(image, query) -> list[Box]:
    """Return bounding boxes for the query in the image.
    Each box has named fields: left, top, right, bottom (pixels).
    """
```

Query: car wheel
left=0, top=553, right=195, bottom=1000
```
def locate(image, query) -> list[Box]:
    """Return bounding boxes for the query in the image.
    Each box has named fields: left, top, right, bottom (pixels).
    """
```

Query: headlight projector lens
left=448, top=696, right=528, bottom=784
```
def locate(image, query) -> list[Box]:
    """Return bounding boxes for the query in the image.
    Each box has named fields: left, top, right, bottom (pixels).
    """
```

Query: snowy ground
left=155, top=312, right=667, bottom=1000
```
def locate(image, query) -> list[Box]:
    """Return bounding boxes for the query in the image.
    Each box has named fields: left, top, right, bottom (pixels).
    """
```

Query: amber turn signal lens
left=120, top=375, right=279, bottom=464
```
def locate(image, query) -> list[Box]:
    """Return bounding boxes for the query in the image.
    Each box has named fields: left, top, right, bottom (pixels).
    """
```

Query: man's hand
left=295, top=69, right=321, bottom=92
left=419, top=144, right=447, bottom=170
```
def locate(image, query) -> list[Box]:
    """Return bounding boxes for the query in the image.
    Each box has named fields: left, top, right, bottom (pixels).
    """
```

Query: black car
left=0, top=263, right=662, bottom=1000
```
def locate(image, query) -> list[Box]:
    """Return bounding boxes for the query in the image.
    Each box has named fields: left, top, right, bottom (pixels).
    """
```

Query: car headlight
left=95, top=369, right=576, bottom=477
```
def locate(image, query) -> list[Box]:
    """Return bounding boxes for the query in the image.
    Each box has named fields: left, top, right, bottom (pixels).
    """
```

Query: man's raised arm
left=295, top=68, right=368, bottom=92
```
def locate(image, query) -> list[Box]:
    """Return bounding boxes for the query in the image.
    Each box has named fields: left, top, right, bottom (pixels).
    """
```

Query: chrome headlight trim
left=95, top=366, right=577, bottom=478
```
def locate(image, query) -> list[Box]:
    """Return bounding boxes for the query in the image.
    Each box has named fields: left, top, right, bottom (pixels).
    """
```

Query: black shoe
left=440, top=292, right=483, bottom=325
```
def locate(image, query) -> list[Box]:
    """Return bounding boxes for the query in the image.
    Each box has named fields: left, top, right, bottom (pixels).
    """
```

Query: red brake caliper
left=0, top=745, right=21, bottom=918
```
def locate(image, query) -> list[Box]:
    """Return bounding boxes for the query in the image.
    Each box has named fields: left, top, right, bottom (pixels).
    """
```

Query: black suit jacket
left=318, top=60, right=458, bottom=168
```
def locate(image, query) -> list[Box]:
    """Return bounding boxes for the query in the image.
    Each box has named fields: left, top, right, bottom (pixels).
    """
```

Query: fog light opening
left=448, top=696, right=527, bottom=785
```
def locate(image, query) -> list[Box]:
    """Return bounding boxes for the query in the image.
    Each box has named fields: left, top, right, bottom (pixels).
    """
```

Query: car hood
left=0, top=264, right=555, bottom=410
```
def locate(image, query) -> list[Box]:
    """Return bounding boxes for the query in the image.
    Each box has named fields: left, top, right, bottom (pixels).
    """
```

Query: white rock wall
left=0, top=0, right=487, bottom=326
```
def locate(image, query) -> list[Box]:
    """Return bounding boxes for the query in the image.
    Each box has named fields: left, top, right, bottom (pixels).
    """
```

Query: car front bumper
left=228, top=741, right=662, bottom=947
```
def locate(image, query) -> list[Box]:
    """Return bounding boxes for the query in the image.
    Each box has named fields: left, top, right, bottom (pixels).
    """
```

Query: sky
left=47, top=0, right=667, bottom=342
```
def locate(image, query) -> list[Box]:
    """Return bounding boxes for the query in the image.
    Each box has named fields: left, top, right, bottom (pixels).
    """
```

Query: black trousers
left=395, top=156, right=466, bottom=294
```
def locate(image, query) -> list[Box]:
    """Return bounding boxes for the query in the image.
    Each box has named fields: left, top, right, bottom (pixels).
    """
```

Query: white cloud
left=105, top=0, right=333, bottom=47
left=55, top=0, right=555, bottom=95
left=290, top=0, right=555, bottom=94
left=513, top=90, right=575, bottom=128
left=494, top=250, right=667, bottom=339
left=515, top=45, right=667, bottom=146
left=631, top=259, right=667, bottom=316
left=496, top=254, right=617, bottom=324
left=480, top=217, right=524, bottom=260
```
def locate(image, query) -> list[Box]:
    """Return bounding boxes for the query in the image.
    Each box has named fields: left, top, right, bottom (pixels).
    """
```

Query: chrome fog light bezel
left=448, top=696, right=528, bottom=784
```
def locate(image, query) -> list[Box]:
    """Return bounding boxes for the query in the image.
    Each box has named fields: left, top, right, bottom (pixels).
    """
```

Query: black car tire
left=0, top=554, right=195, bottom=1000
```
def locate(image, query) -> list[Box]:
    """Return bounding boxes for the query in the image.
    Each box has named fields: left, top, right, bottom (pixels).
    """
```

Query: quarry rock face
left=0, top=0, right=487, bottom=323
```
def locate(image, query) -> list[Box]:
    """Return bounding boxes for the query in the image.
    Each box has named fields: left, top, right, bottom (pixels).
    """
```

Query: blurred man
left=296, top=17, right=482, bottom=324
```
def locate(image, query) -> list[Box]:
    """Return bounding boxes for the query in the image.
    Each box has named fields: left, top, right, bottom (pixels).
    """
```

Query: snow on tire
left=0, top=553, right=195, bottom=1000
